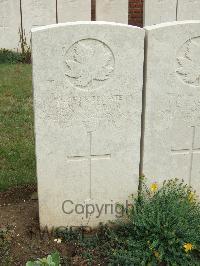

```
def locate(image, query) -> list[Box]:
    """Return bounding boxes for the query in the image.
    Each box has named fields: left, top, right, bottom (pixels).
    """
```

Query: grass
left=0, top=64, right=36, bottom=191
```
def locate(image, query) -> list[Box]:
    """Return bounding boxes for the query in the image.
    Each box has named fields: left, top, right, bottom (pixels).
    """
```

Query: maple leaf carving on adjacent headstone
left=65, top=39, right=114, bottom=88
left=176, top=38, right=200, bottom=86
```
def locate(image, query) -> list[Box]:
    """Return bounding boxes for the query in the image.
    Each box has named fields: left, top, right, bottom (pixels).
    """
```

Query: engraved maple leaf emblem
left=176, top=38, right=200, bottom=86
left=65, top=40, right=114, bottom=88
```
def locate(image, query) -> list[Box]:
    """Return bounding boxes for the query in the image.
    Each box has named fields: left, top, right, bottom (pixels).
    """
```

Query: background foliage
left=0, top=48, right=31, bottom=64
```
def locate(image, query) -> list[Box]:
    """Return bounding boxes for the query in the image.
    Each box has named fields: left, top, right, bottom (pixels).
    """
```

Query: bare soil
left=0, top=185, right=97, bottom=266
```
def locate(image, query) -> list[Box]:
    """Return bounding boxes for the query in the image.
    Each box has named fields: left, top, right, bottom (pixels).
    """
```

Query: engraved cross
left=171, top=126, right=200, bottom=183
left=67, top=131, right=111, bottom=199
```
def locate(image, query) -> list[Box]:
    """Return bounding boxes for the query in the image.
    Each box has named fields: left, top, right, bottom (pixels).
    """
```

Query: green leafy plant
left=108, top=179, right=200, bottom=265
left=26, top=252, right=61, bottom=266
left=0, top=49, right=23, bottom=64
left=0, top=47, right=31, bottom=64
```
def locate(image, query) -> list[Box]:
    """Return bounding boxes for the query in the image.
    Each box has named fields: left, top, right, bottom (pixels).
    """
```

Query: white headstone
left=178, top=0, right=200, bottom=21
left=143, top=21, right=200, bottom=195
left=57, top=0, right=91, bottom=22
left=21, top=0, right=56, bottom=45
left=96, top=0, right=128, bottom=24
left=0, top=0, right=21, bottom=51
left=32, top=22, right=144, bottom=228
left=144, top=0, right=177, bottom=26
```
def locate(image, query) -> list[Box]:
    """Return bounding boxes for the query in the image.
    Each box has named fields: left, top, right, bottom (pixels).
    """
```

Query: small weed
left=26, top=251, right=61, bottom=266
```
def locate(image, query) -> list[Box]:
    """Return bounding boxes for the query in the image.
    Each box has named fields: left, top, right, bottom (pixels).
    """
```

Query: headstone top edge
left=144, top=20, right=200, bottom=31
left=31, top=21, right=144, bottom=34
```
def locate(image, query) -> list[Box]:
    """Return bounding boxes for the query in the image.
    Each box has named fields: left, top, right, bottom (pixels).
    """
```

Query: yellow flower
left=154, top=251, right=160, bottom=258
left=150, top=182, right=158, bottom=192
left=188, top=192, right=196, bottom=203
left=183, top=243, right=193, bottom=252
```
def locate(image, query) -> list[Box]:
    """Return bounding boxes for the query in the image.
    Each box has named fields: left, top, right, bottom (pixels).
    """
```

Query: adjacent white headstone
left=32, top=22, right=144, bottom=228
left=178, top=0, right=200, bottom=21
left=143, top=21, right=200, bottom=195
left=22, top=0, right=56, bottom=45
left=96, top=0, right=128, bottom=24
left=144, top=0, right=177, bottom=26
left=57, top=0, right=91, bottom=22
left=0, top=0, right=21, bottom=51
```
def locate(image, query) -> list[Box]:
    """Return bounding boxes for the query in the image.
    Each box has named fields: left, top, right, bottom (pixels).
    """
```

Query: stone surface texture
left=0, top=0, right=21, bottom=51
left=143, top=0, right=177, bottom=26
left=32, top=22, right=144, bottom=228
left=143, top=21, right=200, bottom=195
left=22, top=0, right=56, bottom=44
left=96, top=0, right=128, bottom=24
left=57, top=0, right=91, bottom=22
left=178, top=0, right=200, bottom=21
